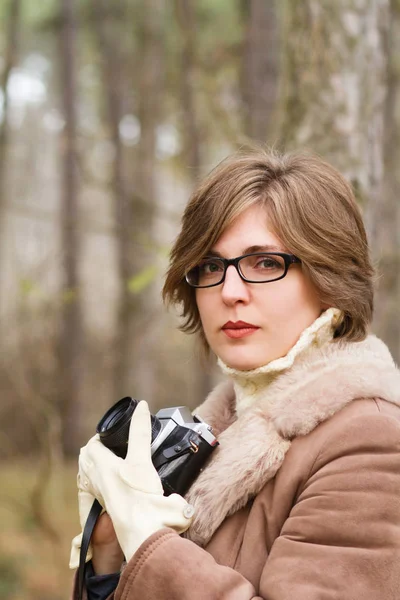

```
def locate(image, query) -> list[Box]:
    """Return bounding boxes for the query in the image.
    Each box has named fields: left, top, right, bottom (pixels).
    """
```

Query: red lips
left=222, top=321, right=259, bottom=339
left=222, top=320, right=258, bottom=330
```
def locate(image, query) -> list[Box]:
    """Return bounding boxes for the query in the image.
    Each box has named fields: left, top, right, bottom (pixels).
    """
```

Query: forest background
left=0, top=0, right=399, bottom=598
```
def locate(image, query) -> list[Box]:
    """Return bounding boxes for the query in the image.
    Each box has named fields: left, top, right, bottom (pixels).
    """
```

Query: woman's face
left=196, top=204, right=323, bottom=370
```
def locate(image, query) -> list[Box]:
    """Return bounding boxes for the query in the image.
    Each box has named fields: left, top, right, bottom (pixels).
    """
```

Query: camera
left=96, top=397, right=219, bottom=496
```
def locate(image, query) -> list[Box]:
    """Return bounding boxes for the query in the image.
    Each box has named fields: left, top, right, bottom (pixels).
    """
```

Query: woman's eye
left=200, top=260, right=223, bottom=274
left=255, top=257, right=279, bottom=269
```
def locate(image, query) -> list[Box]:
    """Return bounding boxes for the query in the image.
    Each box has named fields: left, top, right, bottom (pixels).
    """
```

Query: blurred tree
left=59, top=0, right=84, bottom=456
left=281, top=0, right=395, bottom=356
left=123, top=0, right=167, bottom=401
left=90, top=0, right=134, bottom=400
left=281, top=0, right=389, bottom=218
left=89, top=0, right=166, bottom=401
left=240, top=0, right=280, bottom=141
left=374, top=0, right=400, bottom=360
left=175, top=0, right=202, bottom=173
left=174, top=0, right=213, bottom=404
left=0, top=0, right=21, bottom=295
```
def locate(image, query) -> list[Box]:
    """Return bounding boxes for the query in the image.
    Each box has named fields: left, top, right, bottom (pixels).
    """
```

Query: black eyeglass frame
left=185, top=252, right=301, bottom=289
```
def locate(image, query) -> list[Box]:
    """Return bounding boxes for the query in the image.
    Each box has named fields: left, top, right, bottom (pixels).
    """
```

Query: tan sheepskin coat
left=74, top=335, right=400, bottom=600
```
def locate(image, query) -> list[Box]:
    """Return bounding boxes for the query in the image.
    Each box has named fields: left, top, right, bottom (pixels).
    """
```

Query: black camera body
left=96, top=397, right=219, bottom=496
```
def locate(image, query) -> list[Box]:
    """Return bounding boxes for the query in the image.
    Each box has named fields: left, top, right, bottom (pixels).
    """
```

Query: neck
left=218, top=308, right=342, bottom=417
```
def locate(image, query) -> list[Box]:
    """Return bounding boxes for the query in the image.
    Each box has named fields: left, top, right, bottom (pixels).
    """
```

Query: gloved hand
left=69, top=471, right=102, bottom=569
left=74, top=401, right=194, bottom=563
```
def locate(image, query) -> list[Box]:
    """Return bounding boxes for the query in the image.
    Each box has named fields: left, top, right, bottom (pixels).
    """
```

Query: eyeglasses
left=185, top=252, right=301, bottom=288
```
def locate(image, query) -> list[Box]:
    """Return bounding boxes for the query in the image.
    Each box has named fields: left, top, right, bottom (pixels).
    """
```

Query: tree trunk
left=175, top=0, right=202, bottom=172
left=281, top=0, right=392, bottom=347
left=0, top=0, right=21, bottom=308
left=175, top=0, right=213, bottom=404
left=90, top=0, right=134, bottom=401
left=373, top=0, right=400, bottom=362
left=121, top=0, right=166, bottom=402
left=282, top=0, right=389, bottom=232
left=59, top=0, right=84, bottom=456
left=90, top=0, right=165, bottom=403
left=241, top=0, right=280, bottom=142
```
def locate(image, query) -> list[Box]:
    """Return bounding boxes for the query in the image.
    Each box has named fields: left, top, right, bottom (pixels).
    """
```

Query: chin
left=221, top=351, right=267, bottom=372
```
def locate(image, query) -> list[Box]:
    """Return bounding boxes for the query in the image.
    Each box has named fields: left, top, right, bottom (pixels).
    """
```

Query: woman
left=71, top=148, right=400, bottom=599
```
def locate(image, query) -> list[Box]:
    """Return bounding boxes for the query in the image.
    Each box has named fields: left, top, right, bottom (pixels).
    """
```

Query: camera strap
left=77, top=498, right=103, bottom=600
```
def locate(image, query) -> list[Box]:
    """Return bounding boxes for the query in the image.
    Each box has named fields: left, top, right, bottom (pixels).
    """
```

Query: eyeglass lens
left=187, top=253, right=286, bottom=287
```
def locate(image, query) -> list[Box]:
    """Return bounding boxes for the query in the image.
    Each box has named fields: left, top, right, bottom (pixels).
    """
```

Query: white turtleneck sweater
left=217, top=307, right=342, bottom=418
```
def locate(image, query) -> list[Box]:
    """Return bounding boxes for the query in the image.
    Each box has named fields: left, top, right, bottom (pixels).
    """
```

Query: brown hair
left=163, top=147, right=374, bottom=349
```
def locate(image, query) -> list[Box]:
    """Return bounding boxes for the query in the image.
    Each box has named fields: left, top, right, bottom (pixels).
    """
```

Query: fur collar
left=219, top=307, right=341, bottom=417
left=184, top=335, right=400, bottom=546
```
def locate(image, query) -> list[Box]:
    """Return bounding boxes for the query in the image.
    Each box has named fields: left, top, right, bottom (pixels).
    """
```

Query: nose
left=221, top=265, right=250, bottom=305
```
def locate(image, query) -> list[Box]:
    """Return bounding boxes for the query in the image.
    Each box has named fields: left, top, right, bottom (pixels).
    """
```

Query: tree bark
left=282, top=0, right=393, bottom=349
left=59, top=0, right=84, bottom=456
left=241, top=0, right=280, bottom=142
left=282, top=0, right=389, bottom=236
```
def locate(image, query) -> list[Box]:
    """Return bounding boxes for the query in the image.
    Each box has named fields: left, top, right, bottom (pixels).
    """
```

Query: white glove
left=76, top=401, right=194, bottom=563
left=69, top=472, right=103, bottom=569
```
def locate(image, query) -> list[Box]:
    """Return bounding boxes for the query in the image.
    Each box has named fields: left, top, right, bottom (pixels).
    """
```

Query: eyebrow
left=207, top=244, right=285, bottom=258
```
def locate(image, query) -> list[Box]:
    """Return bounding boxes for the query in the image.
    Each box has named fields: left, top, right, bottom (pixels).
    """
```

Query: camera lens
left=96, top=397, right=162, bottom=458
left=99, top=400, right=132, bottom=431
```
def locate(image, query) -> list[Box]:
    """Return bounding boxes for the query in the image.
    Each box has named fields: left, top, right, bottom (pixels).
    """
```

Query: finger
left=80, top=441, right=119, bottom=504
left=86, top=433, right=100, bottom=445
left=83, top=436, right=120, bottom=469
left=125, top=400, right=152, bottom=465
left=92, top=512, right=119, bottom=546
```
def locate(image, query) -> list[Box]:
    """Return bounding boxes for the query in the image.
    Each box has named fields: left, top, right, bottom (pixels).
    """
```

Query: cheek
left=297, top=275, right=322, bottom=314
left=257, top=274, right=321, bottom=327
left=195, top=291, right=213, bottom=332
left=269, top=276, right=322, bottom=328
